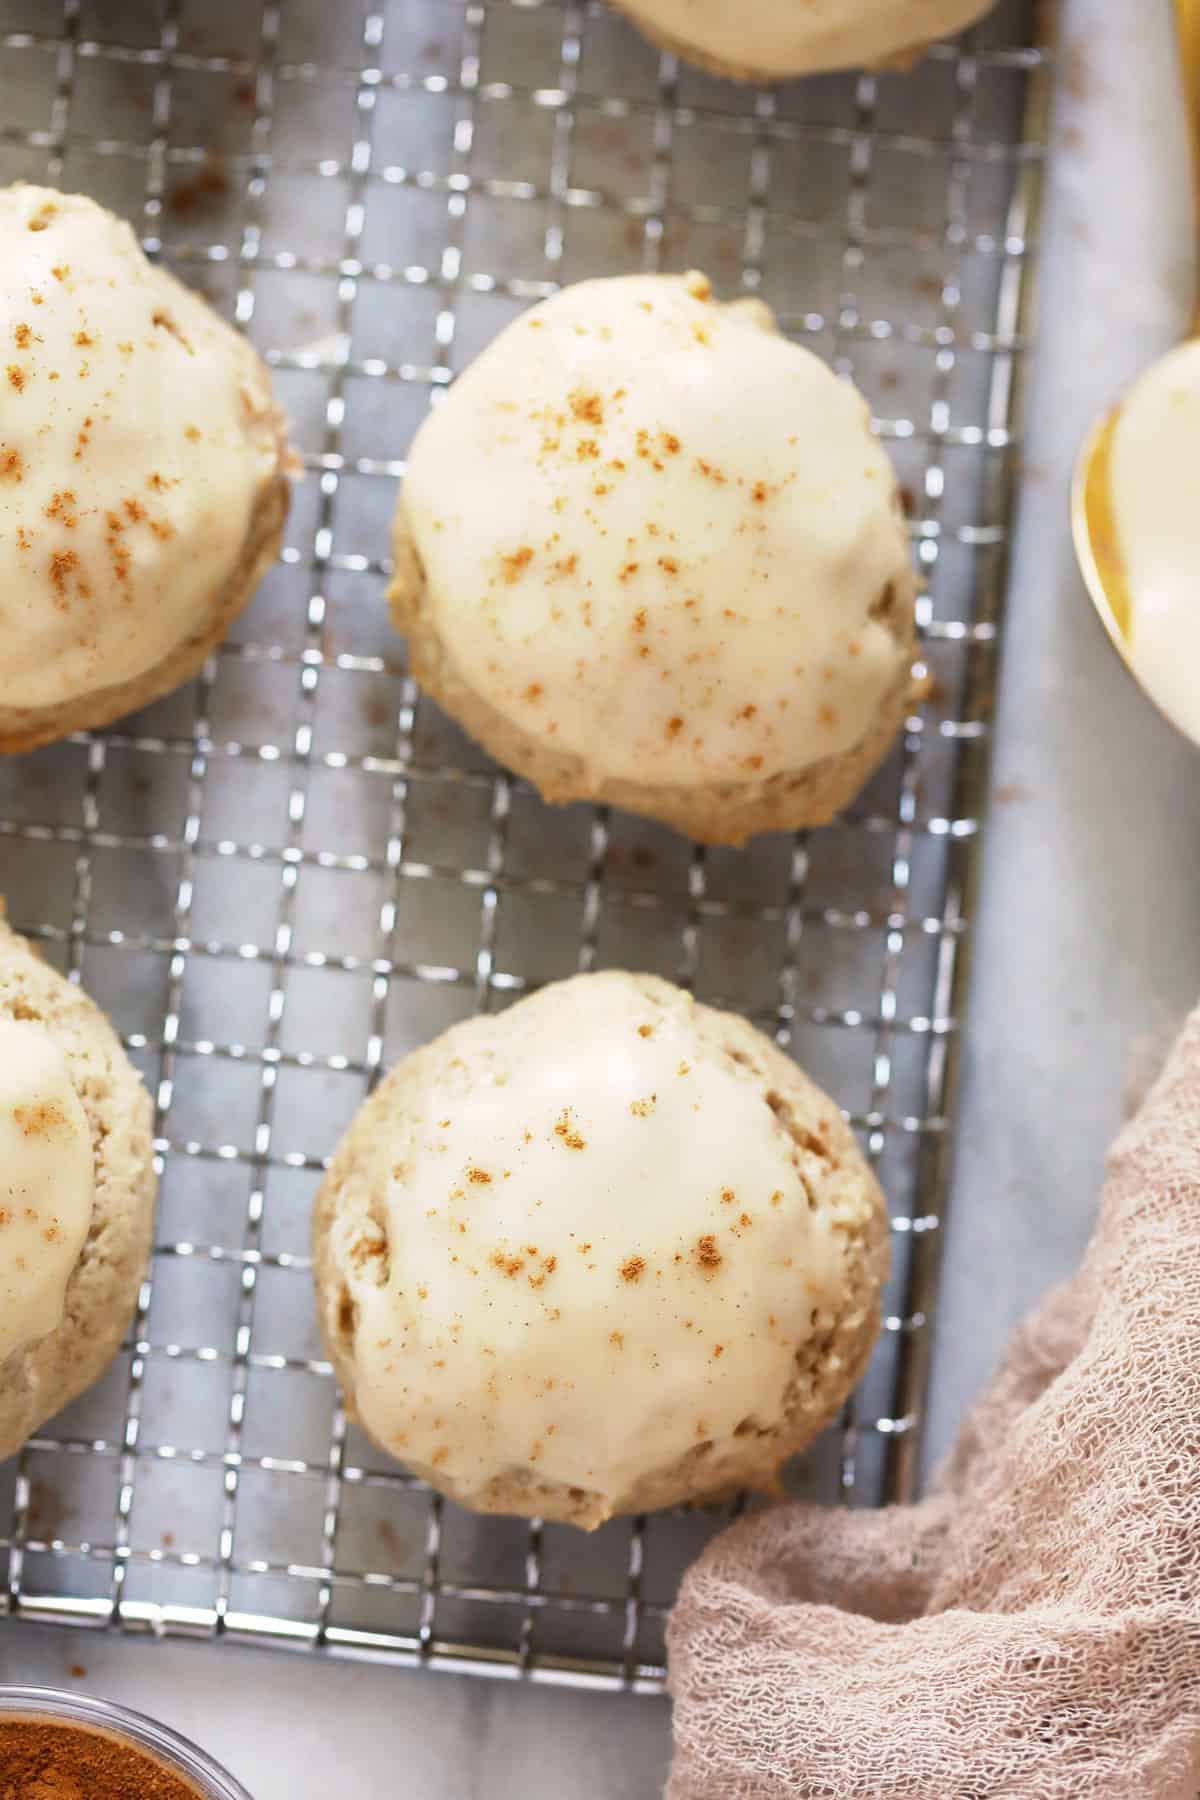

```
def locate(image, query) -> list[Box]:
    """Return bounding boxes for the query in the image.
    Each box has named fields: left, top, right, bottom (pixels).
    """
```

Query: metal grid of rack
left=0, top=0, right=1053, bottom=1689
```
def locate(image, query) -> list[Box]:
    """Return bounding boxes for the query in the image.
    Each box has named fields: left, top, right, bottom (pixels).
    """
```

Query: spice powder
left=0, top=1716, right=207, bottom=1798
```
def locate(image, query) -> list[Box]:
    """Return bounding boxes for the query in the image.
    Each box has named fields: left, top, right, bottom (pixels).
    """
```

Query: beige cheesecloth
left=667, top=1004, right=1200, bottom=1798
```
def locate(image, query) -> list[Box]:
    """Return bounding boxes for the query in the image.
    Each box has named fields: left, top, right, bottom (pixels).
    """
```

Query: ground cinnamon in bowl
left=0, top=1716, right=206, bottom=1797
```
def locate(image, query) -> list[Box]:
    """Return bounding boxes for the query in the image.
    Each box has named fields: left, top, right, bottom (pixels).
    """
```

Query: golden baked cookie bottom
left=312, top=980, right=890, bottom=1529
left=0, top=913, right=157, bottom=1460
left=607, top=0, right=933, bottom=81
left=0, top=462, right=290, bottom=756
left=389, top=504, right=919, bottom=847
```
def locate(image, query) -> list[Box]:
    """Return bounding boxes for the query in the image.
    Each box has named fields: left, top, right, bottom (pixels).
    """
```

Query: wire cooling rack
left=0, top=0, right=1053, bottom=1690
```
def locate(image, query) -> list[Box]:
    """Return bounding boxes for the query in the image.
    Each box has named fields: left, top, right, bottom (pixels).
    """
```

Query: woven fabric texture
left=667, top=1004, right=1200, bottom=1798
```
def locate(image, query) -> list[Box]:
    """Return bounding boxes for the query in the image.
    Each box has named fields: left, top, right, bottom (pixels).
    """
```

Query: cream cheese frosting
left=332, top=972, right=857, bottom=1511
left=400, top=272, right=914, bottom=790
left=616, top=0, right=993, bottom=75
left=0, top=1017, right=94, bottom=1364
left=0, top=184, right=282, bottom=711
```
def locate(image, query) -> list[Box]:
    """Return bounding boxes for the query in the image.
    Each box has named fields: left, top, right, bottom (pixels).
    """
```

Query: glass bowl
left=0, top=1685, right=252, bottom=1797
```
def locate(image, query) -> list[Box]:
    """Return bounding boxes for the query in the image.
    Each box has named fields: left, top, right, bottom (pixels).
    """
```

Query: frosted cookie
left=313, top=971, right=889, bottom=1528
left=391, top=272, right=916, bottom=845
left=611, top=0, right=994, bottom=80
left=1, top=912, right=156, bottom=1458
left=0, top=185, right=291, bottom=753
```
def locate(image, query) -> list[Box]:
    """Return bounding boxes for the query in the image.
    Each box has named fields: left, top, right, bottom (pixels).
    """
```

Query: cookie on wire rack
left=609, top=0, right=996, bottom=80
left=313, top=971, right=889, bottom=1530
left=0, top=910, right=157, bottom=1459
left=0, top=184, right=291, bottom=754
left=390, top=271, right=917, bottom=846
